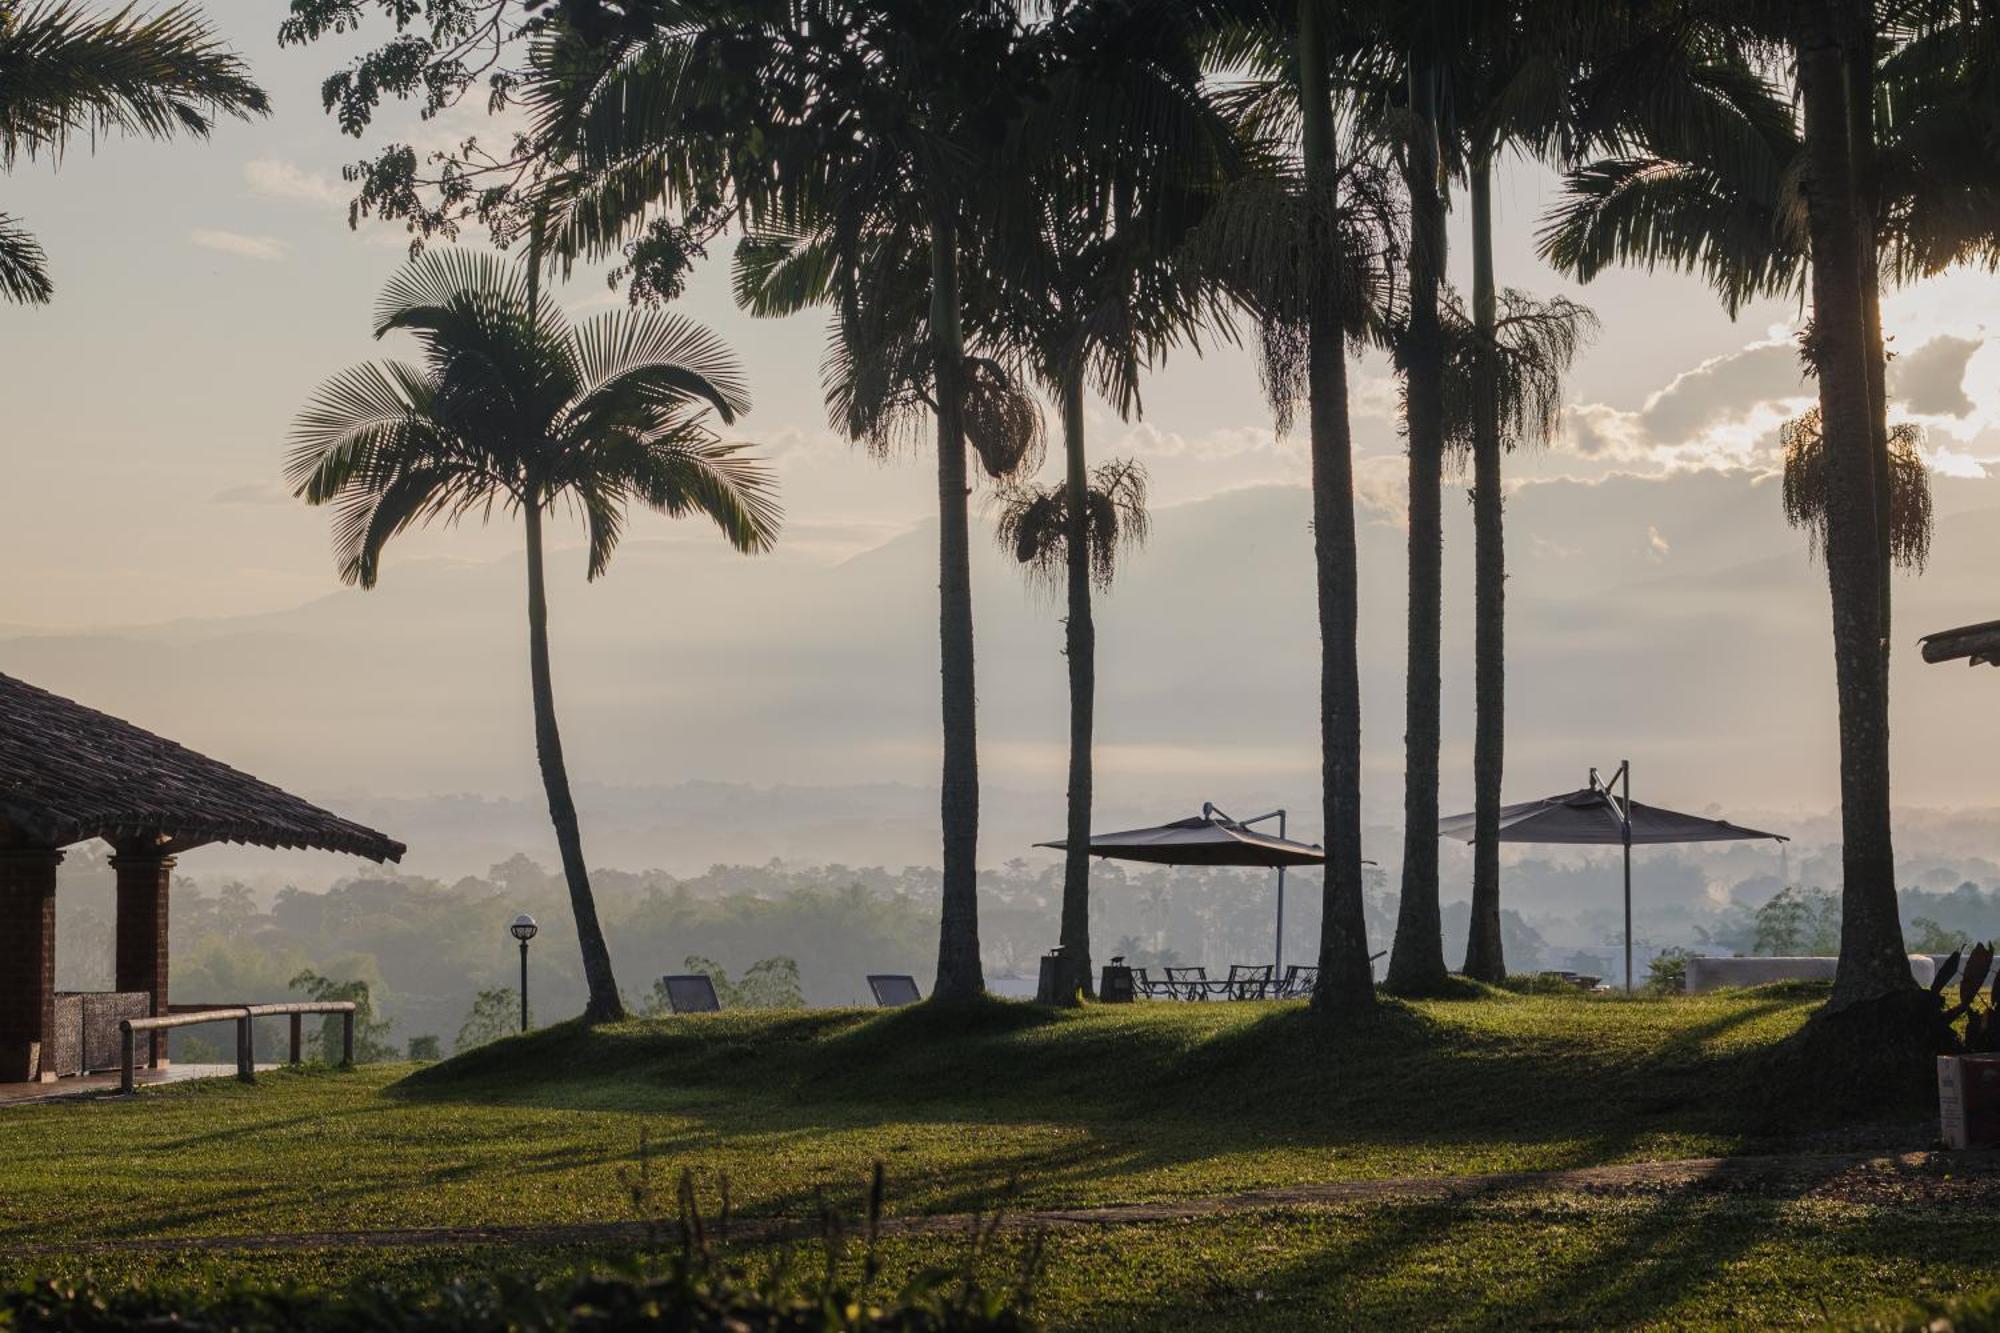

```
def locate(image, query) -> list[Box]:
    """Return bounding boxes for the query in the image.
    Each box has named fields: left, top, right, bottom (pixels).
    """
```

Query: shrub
left=1498, top=973, right=1581, bottom=996
left=0, top=1264, right=1034, bottom=1331
left=456, top=988, right=527, bottom=1051
left=1646, top=947, right=1697, bottom=995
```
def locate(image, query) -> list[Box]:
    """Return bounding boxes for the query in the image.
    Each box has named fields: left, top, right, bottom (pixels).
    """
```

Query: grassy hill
left=3, top=989, right=1995, bottom=1329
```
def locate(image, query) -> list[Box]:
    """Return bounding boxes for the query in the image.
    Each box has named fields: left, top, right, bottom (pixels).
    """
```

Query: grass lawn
left=5, top=987, right=1996, bottom=1328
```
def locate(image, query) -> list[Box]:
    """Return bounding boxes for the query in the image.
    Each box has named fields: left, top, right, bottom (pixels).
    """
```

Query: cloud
left=244, top=158, right=347, bottom=207
left=1893, top=334, right=1980, bottom=417
left=1646, top=524, right=1671, bottom=562
left=1638, top=341, right=1809, bottom=441
left=1559, top=338, right=1816, bottom=475
left=191, top=229, right=285, bottom=261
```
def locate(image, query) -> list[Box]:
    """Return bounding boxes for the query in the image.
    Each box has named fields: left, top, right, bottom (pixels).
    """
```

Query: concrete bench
left=1684, top=955, right=1938, bottom=994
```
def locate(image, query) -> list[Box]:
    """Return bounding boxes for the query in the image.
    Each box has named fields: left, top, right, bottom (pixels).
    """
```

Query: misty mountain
left=5, top=470, right=2000, bottom=887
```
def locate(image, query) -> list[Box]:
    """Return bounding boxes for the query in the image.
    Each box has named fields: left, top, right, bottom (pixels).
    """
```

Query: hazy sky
left=7, top=1, right=2000, bottom=859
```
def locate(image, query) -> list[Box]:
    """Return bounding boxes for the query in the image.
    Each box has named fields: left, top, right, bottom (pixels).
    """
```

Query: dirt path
left=27, top=1149, right=2000, bottom=1257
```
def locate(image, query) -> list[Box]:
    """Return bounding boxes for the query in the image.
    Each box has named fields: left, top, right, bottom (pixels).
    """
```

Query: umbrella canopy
left=1437, top=787, right=1784, bottom=846
left=1038, top=813, right=1326, bottom=868
left=1436, top=763, right=1785, bottom=993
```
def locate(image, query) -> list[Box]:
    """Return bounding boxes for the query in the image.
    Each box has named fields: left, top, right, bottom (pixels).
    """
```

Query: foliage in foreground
left=4, top=1163, right=1035, bottom=1332
left=1, top=1265, right=1030, bottom=1333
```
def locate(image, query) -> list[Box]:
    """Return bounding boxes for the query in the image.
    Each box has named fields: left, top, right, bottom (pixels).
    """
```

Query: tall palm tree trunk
left=1462, top=151, right=1507, bottom=983
left=1058, top=365, right=1096, bottom=1003
left=1845, top=7, right=1894, bottom=668
left=1388, top=58, right=1450, bottom=994
left=522, top=497, right=626, bottom=1022
left=930, top=204, right=985, bottom=1003
left=1795, top=0, right=1909, bottom=1009
left=1300, top=0, right=1376, bottom=1015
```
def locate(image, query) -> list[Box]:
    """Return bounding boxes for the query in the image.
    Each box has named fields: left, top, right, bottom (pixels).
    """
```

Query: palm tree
left=996, top=456, right=1150, bottom=1003
left=1384, top=42, right=1451, bottom=994
left=287, top=249, right=780, bottom=1023
left=1535, top=2, right=2000, bottom=1008
left=527, top=0, right=1078, bottom=1003
left=1199, top=1, right=1394, bottom=1014
left=977, top=8, right=1237, bottom=1004
left=0, top=0, right=267, bottom=302
left=536, top=0, right=1230, bottom=1005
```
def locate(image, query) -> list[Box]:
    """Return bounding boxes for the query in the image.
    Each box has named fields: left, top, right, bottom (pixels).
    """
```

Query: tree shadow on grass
left=1075, top=1153, right=1962, bottom=1332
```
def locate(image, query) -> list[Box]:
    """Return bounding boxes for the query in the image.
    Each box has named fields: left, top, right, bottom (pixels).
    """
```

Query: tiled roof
left=0, top=672, right=404, bottom=861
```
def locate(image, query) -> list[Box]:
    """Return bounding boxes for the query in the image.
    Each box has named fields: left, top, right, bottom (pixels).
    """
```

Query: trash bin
left=1035, top=947, right=1072, bottom=1005
left=1099, top=964, right=1136, bottom=1004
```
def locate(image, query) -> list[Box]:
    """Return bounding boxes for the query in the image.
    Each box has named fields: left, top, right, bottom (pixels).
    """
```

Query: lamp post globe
left=509, top=914, right=538, bottom=1032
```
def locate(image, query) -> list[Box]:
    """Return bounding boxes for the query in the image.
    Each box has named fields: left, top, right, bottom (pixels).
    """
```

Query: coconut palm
left=0, top=0, right=267, bottom=302
left=996, top=456, right=1150, bottom=1003
left=975, top=7, right=1237, bottom=1005
left=287, top=249, right=780, bottom=1024
left=1382, top=40, right=1451, bottom=994
left=1196, top=1, right=1399, bottom=1014
left=1534, top=1, right=2000, bottom=1008
left=525, top=0, right=1079, bottom=1003
left=533, top=0, right=1236, bottom=1005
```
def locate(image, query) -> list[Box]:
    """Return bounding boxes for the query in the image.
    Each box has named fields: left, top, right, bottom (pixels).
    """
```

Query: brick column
left=112, top=849, right=173, bottom=1068
left=0, top=848, right=62, bottom=1083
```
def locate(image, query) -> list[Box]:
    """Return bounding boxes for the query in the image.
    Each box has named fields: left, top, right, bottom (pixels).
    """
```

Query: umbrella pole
left=1622, top=758, right=1633, bottom=993
left=1623, top=837, right=1633, bottom=994
left=1275, top=809, right=1287, bottom=976
left=1275, top=866, right=1286, bottom=975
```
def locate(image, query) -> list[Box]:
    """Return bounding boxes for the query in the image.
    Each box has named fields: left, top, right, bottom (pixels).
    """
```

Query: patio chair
left=660, top=974, right=722, bottom=1013
left=1278, top=965, right=1317, bottom=999
left=867, top=974, right=922, bottom=1007
left=1163, top=966, right=1210, bottom=1001
left=1126, top=966, right=1163, bottom=998
left=1225, top=963, right=1275, bottom=1000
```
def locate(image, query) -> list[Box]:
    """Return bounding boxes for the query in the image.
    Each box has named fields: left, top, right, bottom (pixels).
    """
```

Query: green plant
left=1647, top=947, right=1698, bottom=995
left=289, top=249, right=780, bottom=1026
left=457, top=988, right=527, bottom=1051
left=407, top=1035, right=441, bottom=1061
left=1930, top=944, right=2000, bottom=1052
left=1753, top=886, right=1842, bottom=955
left=0, top=0, right=268, bottom=304
left=663, top=956, right=806, bottom=1012
left=289, top=969, right=397, bottom=1063
left=1909, top=916, right=1973, bottom=954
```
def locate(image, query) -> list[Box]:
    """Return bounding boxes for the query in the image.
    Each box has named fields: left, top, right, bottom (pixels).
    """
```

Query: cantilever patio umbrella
left=1437, top=761, right=1786, bottom=991
left=1038, top=803, right=1324, bottom=973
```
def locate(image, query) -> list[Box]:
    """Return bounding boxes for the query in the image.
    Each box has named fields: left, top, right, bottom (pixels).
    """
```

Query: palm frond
left=286, top=361, right=452, bottom=503
left=292, top=251, right=777, bottom=589
left=0, top=211, right=52, bottom=303
left=597, top=433, right=783, bottom=557
left=0, top=0, right=268, bottom=168
left=567, top=306, right=750, bottom=424
left=1782, top=407, right=1934, bottom=573
left=994, top=456, right=1151, bottom=594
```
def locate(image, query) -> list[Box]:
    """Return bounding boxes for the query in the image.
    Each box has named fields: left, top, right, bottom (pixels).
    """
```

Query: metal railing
left=119, top=1002, right=357, bottom=1094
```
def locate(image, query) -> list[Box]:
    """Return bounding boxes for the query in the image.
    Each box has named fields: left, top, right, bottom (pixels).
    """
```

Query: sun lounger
left=660, top=974, right=721, bottom=1013
left=867, top=974, right=922, bottom=1007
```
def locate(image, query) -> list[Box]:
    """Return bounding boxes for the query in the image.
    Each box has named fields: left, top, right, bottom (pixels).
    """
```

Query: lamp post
left=509, top=914, right=538, bottom=1032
